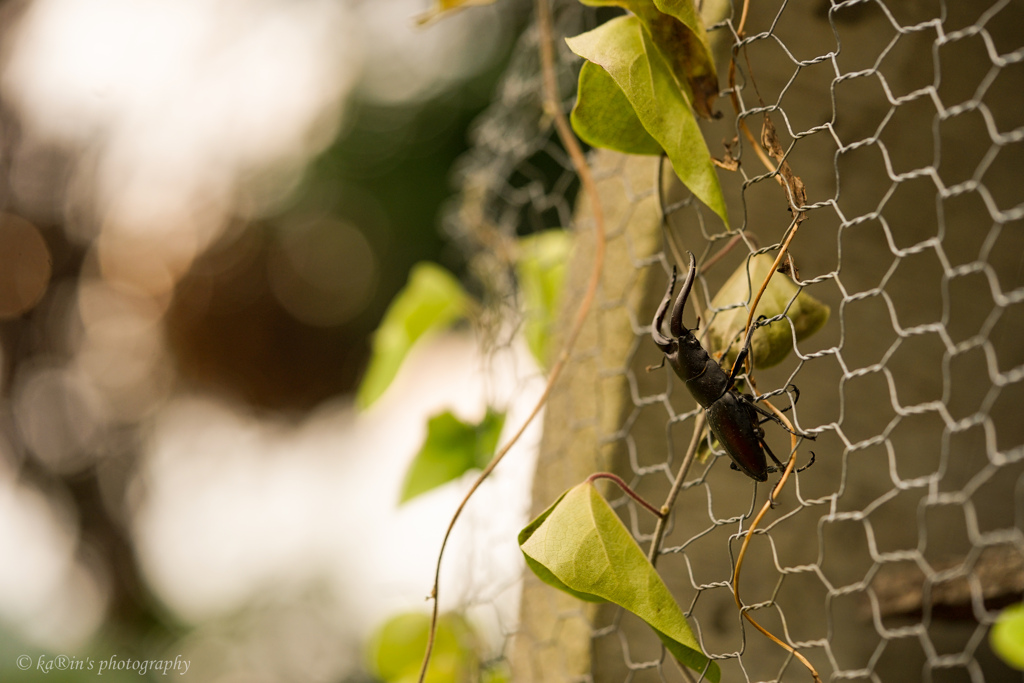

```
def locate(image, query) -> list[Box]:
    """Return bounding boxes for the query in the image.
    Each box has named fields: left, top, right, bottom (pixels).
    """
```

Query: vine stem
left=725, top=0, right=809, bottom=382
left=736, top=0, right=751, bottom=37
left=415, top=1, right=607, bottom=680
left=728, top=212, right=805, bottom=380
left=586, top=473, right=664, bottom=519
left=731, top=402, right=822, bottom=683
left=647, top=412, right=705, bottom=566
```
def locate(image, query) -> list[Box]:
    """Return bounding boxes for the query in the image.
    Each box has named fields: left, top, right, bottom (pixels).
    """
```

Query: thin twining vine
left=732, top=401, right=823, bottom=683
left=408, top=0, right=826, bottom=680
left=415, top=0, right=608, bottom=679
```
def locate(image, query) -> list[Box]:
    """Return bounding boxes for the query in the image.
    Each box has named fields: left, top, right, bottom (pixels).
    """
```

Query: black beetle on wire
left=651, top=252, right=815, bottom=481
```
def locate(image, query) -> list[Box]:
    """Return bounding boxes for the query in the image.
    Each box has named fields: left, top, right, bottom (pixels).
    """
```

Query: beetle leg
left=652, top=267, right=678, bottom=350
left=759, top=437, right=786, bottom=470
left=746, top=399, right=816, bottom=440
left=726, top=344, right=750, bottom=388
left=766, top=450, right=817, bottom=475
left=646, top=357, right=667, bottom=372
left=759, top=405, right=792, bottom=422
left=796, top=451, right=816, bottom=473
left=669, top=251, right=697, bottom=338
left=727, top=313, right=781, bottom=388
left=757, top=386, right=800, bottom=421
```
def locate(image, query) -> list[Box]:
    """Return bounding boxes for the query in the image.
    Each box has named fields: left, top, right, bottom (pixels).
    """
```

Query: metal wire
left=446, top=1, right=1024, bottom=681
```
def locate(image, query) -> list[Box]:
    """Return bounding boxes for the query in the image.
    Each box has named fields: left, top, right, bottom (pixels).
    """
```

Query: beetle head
left=652, top=252, right=697, bottom=351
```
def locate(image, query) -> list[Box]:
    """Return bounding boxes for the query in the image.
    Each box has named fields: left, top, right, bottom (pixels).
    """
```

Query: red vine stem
left=586, top=472, right=665, bottom=519
left=415, top=0, right=607, bottom=680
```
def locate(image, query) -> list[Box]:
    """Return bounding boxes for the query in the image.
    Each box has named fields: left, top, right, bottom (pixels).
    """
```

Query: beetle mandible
left=651, top=252, right=815, bottom=481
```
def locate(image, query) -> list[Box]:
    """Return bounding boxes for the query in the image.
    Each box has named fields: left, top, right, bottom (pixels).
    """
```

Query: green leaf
left=575, top=0, right=719, bottom=118
left=571, top=60, right=663, bottom=155
left=516, top=230, right=574, bottom=368
left=400, top=408, right=506, bottom=504
left=565, top=15, right=728, bottom=227
left=992, top=602, right=1024, bottom=670
left=704, top=254, right=830, bottom=370
left=357, top=262, right=469, bottom=410
left=367, top=612, right=479, bottom=683
left=481, top=663, right=511, bottom=683
left=518, top=482, right=721, bottom=682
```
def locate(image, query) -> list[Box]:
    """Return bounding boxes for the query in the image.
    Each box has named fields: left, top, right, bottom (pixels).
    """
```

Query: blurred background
left=0, top=0, right=542, bottom=680
left=4, top=0, right=1024, bottom=680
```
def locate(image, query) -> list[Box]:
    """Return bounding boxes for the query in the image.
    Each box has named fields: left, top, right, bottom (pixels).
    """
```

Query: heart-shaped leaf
left=357, top=263, right=469, bottom=410
left=704, top=254, right=830, bottom=369
left=400, top=408, right=506, bottom=504
left=566, top=15, right=728, bottom=227
left=519, top=482, right=720, bottom=682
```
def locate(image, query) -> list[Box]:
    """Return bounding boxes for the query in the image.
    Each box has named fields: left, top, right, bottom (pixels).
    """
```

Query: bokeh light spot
left=13, top=365, right=102, bottom=473
left=0, top=213, right=52, bottom=319
left=267, top=216, right=378, bottom=327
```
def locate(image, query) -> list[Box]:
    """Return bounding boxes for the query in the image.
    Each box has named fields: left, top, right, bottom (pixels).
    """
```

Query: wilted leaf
left=704, top=254, right=829, bottom=370
left=517, top=230, right=574, bottom=367
left=400, top=408, right=506, bottom=503
left=761, top=114, right=808, bottom=220
left=577, top=0, right=719, bottom=117
left=571, top=60, right=663, bottom=155
left=992, top=603, right=1024, bottom=670
left=367, top=612, right=478, bottom=683
left=519, top=482, right=721, bottom=682
left=357, top=263, right=469, bottom=410
left=566, top=16, right=728, bottom=227
left=646, top=0, right=719, bottom=117
left=415, top=0, right=495, bottom=26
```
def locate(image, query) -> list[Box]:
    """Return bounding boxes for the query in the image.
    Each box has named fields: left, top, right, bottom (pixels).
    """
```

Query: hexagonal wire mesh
left=444, top=0, right=1024, bottom=681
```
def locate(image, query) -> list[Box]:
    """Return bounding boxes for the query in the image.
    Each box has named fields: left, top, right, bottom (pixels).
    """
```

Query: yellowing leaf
left=648, top=0, right=719, bottom=117
left=400, top=408, right=506, bottom=504
left=566, top=15, right=728, bottom=227
left=519, top=482, right=721, bottom=682
left=704, top=254, right=830, bottom=369
left=415, top=0, right=495, bottom=26
left=516, top=230, right=574, bottom=368
left=576, top=0, right=719, bottom=117
left=357, top=263, right=469, bottom=410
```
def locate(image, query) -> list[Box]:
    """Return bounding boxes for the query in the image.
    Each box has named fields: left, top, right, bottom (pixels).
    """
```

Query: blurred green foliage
left=400, top=408, right=506, bottom=503
left=367, top=611, right=507, bottom=683
left=991, top=602, right=1024, bottom=670
left=357, top=262, right=471, bottom=409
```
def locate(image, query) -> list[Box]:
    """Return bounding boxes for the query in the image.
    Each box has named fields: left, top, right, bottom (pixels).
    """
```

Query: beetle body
left=705, top=391, right=771, bottom=480
left=652, top=253, right=812, bottom=481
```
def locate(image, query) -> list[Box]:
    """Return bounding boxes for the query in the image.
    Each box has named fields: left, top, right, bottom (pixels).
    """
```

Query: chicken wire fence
left=444, top=0, right=1024, bottom=681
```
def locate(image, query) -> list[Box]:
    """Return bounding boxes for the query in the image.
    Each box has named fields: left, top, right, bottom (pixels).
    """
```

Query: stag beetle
left=652, top=252, right=815, bottom=481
